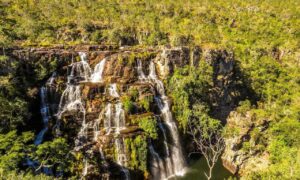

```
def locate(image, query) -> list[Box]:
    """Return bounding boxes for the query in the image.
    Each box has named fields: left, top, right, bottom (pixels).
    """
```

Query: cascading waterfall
left=35, top=87, right=51, bottom=145
left=137, top=59, right=146, bottom=80
left=56, top=52, right=91, bottom=177
left=91, top=58, right=106, bottom=82
left=108, top=83, right=119, bottom=97
left=115, top=138, right=130, bottom=180
left=149, top=141, right=167, bottom=180
left=70, top=52, right=92, bottom=82
left=100, top=102, right=126, bottom=135
left=158, top=121, right=170, bottom=157
left=114, top=103, right=125, bottom=134
left=82, top=158, right=89, bottom=177
left=47, top=72, right=56, bottom=86
left=138, top=59, right=187, bottom=179
left=57, top=85, right=85, bottom=118
left=103, top=103, right=113, bottom=135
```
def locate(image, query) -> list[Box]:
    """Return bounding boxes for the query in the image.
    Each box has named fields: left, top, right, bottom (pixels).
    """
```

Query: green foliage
left=125, top=135, right=148, bottom=172
left=33, top=138, right=73, bottom=175
left=168, top=63, right=213, bottom=130
left=0, top=130, right=34, bottom=171
left=138, top=116, right=157, bottom=139
left=0, top=96, right=29, bottom=133
left=0, top=170, right=52, bottom=180
left=121, top=95, right=135, bottom=114
left=138, top=95, right=153, bottom=112
left=190, top=104, right=222, bottom=139
left=128, top=88, right=139, bottom=101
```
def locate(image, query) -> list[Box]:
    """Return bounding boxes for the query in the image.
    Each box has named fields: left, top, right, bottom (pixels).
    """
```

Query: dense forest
left=0, top=0, right=299, bottom=179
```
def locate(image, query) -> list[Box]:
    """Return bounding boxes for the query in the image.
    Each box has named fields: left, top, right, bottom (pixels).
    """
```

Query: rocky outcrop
left=222, top=111, right=269, bottom=176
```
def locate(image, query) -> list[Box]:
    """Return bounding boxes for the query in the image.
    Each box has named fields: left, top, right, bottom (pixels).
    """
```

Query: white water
left=91, top=58, right=106, bottom=82
left=82, top=158, right=88, bottom=177
left=137, top=59, right=146, bottom=80
left=100, top=102, right=126, bottom=135
left=114, top=103, right=125, bottom=134
left=115, top=138, right=130, bottom=180
left=108, top=83, right=119, bottom=97
left=158, top=121, right=170, bottom=157
left=47, top=72, right=56, bottom=86
left=35, top=87, right=50, bottom=145
left=57, top=85, right=85, bottom=118
left=137, top=59, right=187, bottom=179
left=70, top=52, right=92, bottom=82
left=103, top=103, right=113, bottom=135
left=149, top=141, right=167, bottom=180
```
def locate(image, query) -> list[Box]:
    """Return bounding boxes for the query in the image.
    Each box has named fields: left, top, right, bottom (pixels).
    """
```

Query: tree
left=32, top=138, right=73, bottom=176
left=0, top=130, right=34, bottom=171
left=188, top=104, right=225, bottom=180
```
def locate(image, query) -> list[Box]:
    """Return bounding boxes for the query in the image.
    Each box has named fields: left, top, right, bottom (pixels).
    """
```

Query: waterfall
left=82, top=158, right=88, bottom=177
left=115, top=138, right=130, bottom=180
left=158, top=121, right=170, bottom=157
left=103, top=103, right=113, bottom=135
left=137, top=59, right=187, bottom=178
left=93, top=120, right=100, bottom=141
left=154, top=91, right=186, bottom=178
left=47, top=72, right=56, bottom=86
left=137, top=59, right=146, bottom=80
left=35, top=87, right=50, bottom=145
left=91, top=58, right=106, bottom=82
left=149, top=141, right=167, bottom=180
left=108, top=83, right=119, bottom=97
left=70, top=52, right=92, bottom=82
left=114, top=103, right=125, bottom=134
left=57, top=85, right=85, bottom=118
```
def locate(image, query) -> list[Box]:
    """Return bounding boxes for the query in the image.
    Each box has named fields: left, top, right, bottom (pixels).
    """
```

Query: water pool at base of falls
left=169, top=157, right=233, bottom=180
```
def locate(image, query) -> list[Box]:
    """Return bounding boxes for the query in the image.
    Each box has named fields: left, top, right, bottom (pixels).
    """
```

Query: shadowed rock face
left=4, top=45, right=252, bottom=179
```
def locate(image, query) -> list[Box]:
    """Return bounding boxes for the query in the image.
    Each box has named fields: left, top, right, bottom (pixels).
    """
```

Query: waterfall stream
left=115, top=138, right=130, bottom=180
left=108, top=83, right=119, bottom=97
left=91, top=58, right=106, bottom=82
left=138, top=59, right=187, bottom=179
left=34, top=87, right=50, bottom=145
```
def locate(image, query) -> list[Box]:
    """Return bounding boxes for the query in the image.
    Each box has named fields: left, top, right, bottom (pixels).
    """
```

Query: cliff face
left=3, top=45, right=258, bottom=179
left=222, top=111, right=269, bottom=177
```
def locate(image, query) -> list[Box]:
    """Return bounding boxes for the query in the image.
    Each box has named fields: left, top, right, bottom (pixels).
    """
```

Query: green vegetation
left=121, top=95, right=135, bottom=114
left=125, top=135, right=148, bottom=172
left=138, top=116, right=158, bottom=139
left=0, top=0, right=299, bottom=179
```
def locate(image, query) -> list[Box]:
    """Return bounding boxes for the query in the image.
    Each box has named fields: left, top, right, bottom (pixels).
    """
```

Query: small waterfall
left=108, top=83, right=119, bottom=97
left=47, top=72, right=56, bottom=86
left=91, top=58, right=106, bottom=82
left=57, top=85, right=85, bottom=118
left=114, top=103, right=125, bottom=134
left=115, top=138, right=130, bottom=180
left=148, top=61, right=157, bottom=79
left=137, top=59, right=146, bottom=80
left=70, top=52, right=92, bottom=82
left=35, top=87, right=50, bottom=145
left=82, top=158, right=88, bottom=177
left=104, top=103, right=113, bottom=135
left=93, top=120, right=100, bottom=141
